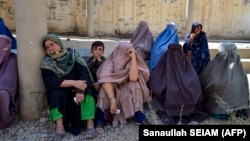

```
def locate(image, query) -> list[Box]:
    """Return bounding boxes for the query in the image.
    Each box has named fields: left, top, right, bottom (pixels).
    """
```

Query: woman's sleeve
left=75, top=62, right=95, bottom=95
left=183, top=34, right=191, bottom=53
left=76, top=62, right=93, bottom=86
left=41, top=69, right=64, bottom=90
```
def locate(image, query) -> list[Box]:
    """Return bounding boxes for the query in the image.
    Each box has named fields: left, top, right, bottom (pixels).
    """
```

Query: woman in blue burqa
left=149, top=22, right=179, bottom=72
left=0, top=17, right=17, bottom=52
left=183, top=21, right=210, bottom=75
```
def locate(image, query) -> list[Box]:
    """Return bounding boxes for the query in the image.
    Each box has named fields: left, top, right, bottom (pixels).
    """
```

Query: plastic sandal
left=51, top=133, right=64, bottom=141
left=95, top=124, right=104, bottom=134
left=84, top=128, right=96, bottom=139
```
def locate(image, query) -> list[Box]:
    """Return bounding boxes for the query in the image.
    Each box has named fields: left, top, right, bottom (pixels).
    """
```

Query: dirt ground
left=0, top=98, right=249, bottom=141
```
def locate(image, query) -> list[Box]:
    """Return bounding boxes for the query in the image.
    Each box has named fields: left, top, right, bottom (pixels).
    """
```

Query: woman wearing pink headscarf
left=130, top=20, right=154, bottom=60
left=95, top=42, right=150, bottom=133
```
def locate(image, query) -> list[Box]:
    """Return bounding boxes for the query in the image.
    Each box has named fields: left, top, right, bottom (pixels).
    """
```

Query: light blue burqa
left=149, top=22, right=179, bottom=72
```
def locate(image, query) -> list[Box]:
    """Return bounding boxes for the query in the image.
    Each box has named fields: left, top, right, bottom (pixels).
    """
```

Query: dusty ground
left=0, top=98, right=249, bottom=141
left=0, top=117, right=140, bottom=141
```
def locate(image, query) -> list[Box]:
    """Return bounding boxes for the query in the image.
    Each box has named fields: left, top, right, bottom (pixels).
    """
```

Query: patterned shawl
left=40, top=48, right=91, bottom=79
left=40, top=34, right=93, bottom=81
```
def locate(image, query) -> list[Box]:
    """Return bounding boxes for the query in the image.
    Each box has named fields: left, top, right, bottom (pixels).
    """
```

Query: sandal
left=84, top=128, right=96, bottom=139
left=51, top=133, right=64, bottom=141
left=135, top=119, right=151, bottom=125
left=95, top=124, right=104, bottom=134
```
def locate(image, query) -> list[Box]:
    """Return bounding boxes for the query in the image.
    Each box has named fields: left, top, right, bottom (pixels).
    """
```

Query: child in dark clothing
left=86, top=41, right=106, bottom=92
left=86, top=41, right=106, bottom=134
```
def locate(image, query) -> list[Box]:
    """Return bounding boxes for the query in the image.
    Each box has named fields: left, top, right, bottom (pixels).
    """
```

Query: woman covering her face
left=96, top=42, right=151, bottom=129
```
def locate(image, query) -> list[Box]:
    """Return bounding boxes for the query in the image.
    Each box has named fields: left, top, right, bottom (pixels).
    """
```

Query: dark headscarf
left=40, top=34, right=93, bottom=81
left=190, top=22, right=202, bottom=33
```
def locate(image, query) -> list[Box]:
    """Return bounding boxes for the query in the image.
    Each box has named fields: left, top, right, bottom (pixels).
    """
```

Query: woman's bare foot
left=55, top=118, right=65, bottom=135
left=95, top=125, right=104, bottom=134
left=85, top=119, right=96, bottom=139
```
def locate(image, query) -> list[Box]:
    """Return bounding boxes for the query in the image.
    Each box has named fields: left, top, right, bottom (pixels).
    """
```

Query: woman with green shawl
left=40, top=34, right=96, bottom=140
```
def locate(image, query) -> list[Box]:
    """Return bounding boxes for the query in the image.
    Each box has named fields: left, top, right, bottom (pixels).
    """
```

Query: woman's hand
left=110, top=98, right=117, bottom=114
left=190, top=33, right=196, bottom=39
left=93, top=82, right=100, bottom=92
left=187, top=50, right=192, bottom=61
left=93, top=50, right=101, bottom=61
left=74, top=80, right=87, bottom=91
left=75, top=93, right=84, bottom=105
left=125, top=48, right=136, bottom=58
left=190, top=33, right=196, bottom=45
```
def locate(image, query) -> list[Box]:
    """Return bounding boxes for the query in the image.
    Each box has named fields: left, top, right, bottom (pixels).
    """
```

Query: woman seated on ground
left=40, top=34, right=96, bottom=140
left=130, top=20, right=154, bottom=60
left=95, top=42, right=151, bottom=132
left=0, top=35, right=18, bottom=130
left=199, top=42, right=249, bottom=120
left=148, top=43, right=208, bottom=125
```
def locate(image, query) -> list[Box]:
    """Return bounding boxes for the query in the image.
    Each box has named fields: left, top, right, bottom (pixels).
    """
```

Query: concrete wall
left=14, top=0, right=48, bottom=120
left=1, top=0, right=250, bottom=39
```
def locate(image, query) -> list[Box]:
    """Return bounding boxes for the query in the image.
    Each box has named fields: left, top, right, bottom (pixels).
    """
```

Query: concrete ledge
left=179, top=41, right=250, bottom=59
left=242, top=59, right=250, bottom=73
left=62, top=38, right=119, bottom=58
left=209, top=48, right=250, bottom=59
left=60, top=37, right=250, bottom=73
